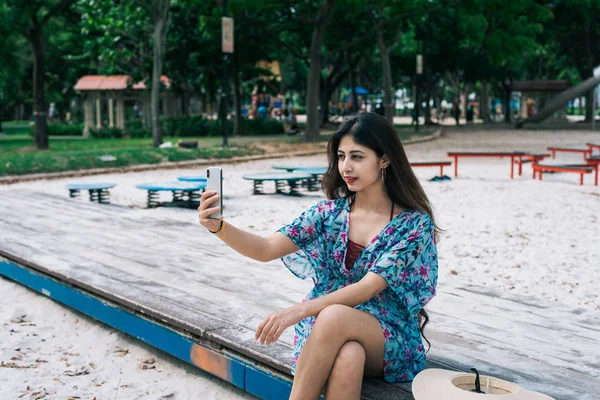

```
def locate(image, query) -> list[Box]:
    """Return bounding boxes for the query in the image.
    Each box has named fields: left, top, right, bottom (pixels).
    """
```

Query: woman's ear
left=380, top=155, right=390, bottom=169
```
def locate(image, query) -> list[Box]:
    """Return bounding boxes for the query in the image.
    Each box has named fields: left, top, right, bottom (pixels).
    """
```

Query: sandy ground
left=1, top=128, right=599, bottom=398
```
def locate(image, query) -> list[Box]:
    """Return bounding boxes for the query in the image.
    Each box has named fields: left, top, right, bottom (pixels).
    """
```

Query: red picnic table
left=587, top=143, right=600, bottom=155
left=532, top=164, right=596, bottom=186
left=547, top=146, right=592, bottom=162
left=447, top=152, right=530, bottom=179
left=586, top=156, right=600, bottom=186
left=410, top=161, right=452, bottom=177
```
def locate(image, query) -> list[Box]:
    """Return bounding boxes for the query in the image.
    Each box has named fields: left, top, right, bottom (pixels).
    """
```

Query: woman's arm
left=198, top=191, right=299, bottom=262
left=299, top=272, right=388, bottom=318
left=217, top=223, right=299, bottom=262
left=255, top=273, right=388, bottom=345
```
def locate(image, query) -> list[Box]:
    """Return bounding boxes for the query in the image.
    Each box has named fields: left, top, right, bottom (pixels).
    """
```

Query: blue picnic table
left=272, top=166, right=327, bottom=191
left=243, top=172, right=312, bottom=196
left=65, top=183, right=116, bottom=204
left=136, top=181, right=206, bottom=208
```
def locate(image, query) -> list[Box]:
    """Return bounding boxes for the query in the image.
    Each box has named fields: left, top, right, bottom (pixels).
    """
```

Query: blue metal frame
left=0, top=259, right=293, bottom=400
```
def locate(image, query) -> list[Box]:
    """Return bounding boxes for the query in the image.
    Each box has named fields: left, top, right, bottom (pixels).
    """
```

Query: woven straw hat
left=412, top=369, right=554, bottom=400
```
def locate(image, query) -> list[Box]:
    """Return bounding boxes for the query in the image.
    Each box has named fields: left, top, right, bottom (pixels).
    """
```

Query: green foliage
left=89, top=127, right=125, bottom=139
left=46, top=124, right=84, bottom=136
left=161, top=116, right=283, bottom=137
left=0, top=143, right=263, bottom=176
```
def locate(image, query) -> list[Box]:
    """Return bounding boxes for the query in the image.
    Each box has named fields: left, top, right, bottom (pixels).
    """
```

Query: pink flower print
left=288, top=226, right=300, bottom=238
left=306, top=225, right=316, bottom=237
left=404, top=347, right=413, bottom=362
left=310, top=250, right=319, bottom=259
left=400, top=270, right=410, bottom=283
left=408, top=230, right=421, bottom=242
left=417, top=344, right=424, bottom=352
left=340, top=231, right=347, bottom=242
left=294, top=335, right=299, bottom=346
left=333, top=250, right=344, bottom=263
left=383, top=327, right=391, bottom=339
left=378, top=309, right=389, bottom=318
left=418, top=264, right=430, bottom=278
left=317, top=202, right=326, bottom=213
left=385, top=226, right=395, bottom=235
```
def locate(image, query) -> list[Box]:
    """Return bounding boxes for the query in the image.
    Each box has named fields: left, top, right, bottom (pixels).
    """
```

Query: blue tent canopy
left=349, top=86, right=369, bottom=95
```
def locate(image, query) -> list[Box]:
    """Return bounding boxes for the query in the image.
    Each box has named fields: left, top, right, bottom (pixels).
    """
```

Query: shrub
left=89, top=127, right=124, bottom=139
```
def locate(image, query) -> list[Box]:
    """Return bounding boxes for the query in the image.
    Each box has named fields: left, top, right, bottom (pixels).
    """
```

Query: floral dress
left=278, top=197, right=438, bottom=382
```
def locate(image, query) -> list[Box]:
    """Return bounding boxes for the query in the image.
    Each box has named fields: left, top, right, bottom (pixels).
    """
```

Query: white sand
left=0, top=277, right=257, bottom=399
left=1, top=128, right=599, bottom=397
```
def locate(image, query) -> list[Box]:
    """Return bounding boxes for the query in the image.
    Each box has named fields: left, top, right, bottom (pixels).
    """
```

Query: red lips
left=344, top=177, right=357, bottom=183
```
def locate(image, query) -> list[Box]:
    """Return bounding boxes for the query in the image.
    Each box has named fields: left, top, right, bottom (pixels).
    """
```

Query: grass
left=1, top=121, right=32, bottom=135
left=0, top=125, right=435, bottom=176
left=0, top=135, right=266, bottom=176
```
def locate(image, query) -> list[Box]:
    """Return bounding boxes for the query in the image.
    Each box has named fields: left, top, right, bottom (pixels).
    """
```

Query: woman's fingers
left=270, top=326, right=285, bottom=345
left=198, top=193, right=219, bottom=211
left=255, top=316, right=269, bottom=341
left=259, top=319, right=276, bottom=344
left=264, top=321, right=280, bottom=345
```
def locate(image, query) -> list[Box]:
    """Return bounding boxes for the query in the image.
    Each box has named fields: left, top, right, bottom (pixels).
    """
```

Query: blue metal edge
left=0, top=259, right=293, bottom=400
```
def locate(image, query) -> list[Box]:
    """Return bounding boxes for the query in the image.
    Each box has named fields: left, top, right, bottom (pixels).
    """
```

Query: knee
left=311, top=304, right=351, bottom=341
left=330, top=341, right=366, bottom=381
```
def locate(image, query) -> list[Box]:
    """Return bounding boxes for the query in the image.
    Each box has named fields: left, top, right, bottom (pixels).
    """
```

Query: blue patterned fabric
left=278, top=197, right=438, bottom=382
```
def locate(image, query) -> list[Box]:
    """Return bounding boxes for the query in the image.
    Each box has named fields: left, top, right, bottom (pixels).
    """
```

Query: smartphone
left=206, top=167, right=223, bottom=219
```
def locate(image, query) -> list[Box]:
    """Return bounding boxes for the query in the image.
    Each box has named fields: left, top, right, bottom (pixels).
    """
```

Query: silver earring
left=381, top=168, right=387, bottom=182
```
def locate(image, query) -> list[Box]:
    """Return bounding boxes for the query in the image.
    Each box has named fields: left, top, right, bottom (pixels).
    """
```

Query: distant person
left=257, top=105, right=268, bottom=120
left=198, top=112, right=438, bottom=398
left=411, top=108, right=417, bottom=126
left=451, top=103, right=460, bottom=125
left=466, top=105, right=474, bottom=123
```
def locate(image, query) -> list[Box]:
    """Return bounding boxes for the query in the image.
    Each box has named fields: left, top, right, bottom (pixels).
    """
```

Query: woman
left=198, top=112, right=439, bottom=400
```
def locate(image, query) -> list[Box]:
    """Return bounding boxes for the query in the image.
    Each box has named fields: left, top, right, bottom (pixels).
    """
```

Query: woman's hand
left=255, top=304, right=306, bottom=346
left=198, top=190, right=222, bottom=232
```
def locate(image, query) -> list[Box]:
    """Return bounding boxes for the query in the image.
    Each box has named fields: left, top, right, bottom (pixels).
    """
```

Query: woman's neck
left=352, top=182, right=391, bottom=214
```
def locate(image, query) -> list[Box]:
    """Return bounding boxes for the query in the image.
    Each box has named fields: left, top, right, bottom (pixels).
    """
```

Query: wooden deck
left=1, top=190, right=598, bottom=400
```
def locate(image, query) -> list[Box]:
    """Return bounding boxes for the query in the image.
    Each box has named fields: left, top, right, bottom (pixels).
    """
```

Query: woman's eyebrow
left=337, top=149, right=366, bottom=154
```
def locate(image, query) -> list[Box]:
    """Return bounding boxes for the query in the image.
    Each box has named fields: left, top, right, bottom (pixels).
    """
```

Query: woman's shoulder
left=311, top=197, right=346, bottom=214
left=396, top=208, right=434, bottom=231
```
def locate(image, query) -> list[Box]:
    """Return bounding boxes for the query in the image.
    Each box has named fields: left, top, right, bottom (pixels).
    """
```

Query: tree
left=551, top=0, right=600, bottom=122
left=3, top=0, right=76, bottom=149
left=303, top=0, right=336, bottom=141
left=149, top=0, right=171, bottom=146
left=79, top=0, right=171, bottom=146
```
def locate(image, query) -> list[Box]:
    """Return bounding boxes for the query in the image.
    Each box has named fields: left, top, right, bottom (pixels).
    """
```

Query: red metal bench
left=547, top=147, right=592, bottom=162
left=587, top=143, right=600, bottom=154
left=586, top=156, right=600, bottom=186
left=532, top=164, right=595, bottom=186
left=447, top=152, right=526, bottom=179
left=410, top=161, right=452, bottom=177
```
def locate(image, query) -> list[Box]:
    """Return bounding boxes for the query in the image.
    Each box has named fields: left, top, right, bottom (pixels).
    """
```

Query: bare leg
left=289, top=305, right=385, bottom=400
left=324, top=341, right=365, bottom=400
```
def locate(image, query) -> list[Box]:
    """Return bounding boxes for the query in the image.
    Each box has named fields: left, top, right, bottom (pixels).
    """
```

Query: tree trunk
left=305, top=0, right=336, bottom=142
left=320, top=77, right=330, bottom=127
left=376, top=29, right=394, bottom=124
left=231, top=51, right=243, bottom=136
left=480, top=79, right=490, bottom=122
left=585, top=90, right=594, bottom=122
left=150, top=0, right=171, bottom=147
left=347, top=52, right=358, bottom=113
left=28, top=26, right=49, bottom=150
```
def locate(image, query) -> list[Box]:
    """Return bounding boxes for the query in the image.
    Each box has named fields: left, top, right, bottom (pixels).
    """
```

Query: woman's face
left=337, top=135, right=385, bottom=192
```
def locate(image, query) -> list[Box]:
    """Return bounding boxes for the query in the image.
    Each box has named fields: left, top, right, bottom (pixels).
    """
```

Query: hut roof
left=74, top=75, right=171, bottom=91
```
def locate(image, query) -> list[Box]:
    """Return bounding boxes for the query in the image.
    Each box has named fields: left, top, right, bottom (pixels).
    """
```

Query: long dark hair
left=322, top=112, right=438, bottom=351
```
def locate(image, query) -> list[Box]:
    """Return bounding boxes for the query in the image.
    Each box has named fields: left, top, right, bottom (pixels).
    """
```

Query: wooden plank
left=425, top=330, right=598, bottom=399
left=2, top=189, right=599, bottom=400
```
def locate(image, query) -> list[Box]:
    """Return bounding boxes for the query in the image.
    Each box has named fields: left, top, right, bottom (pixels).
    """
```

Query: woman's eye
left=337, top=154, right=345, bottom=160
left=352, top=155, right=362, bottom=160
